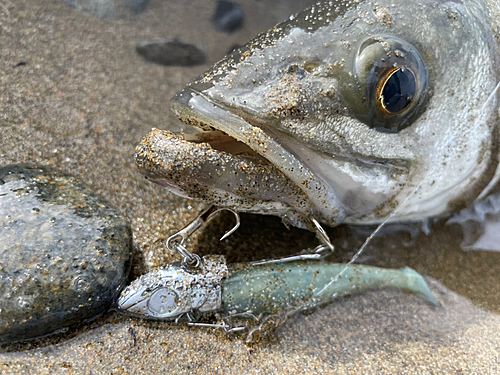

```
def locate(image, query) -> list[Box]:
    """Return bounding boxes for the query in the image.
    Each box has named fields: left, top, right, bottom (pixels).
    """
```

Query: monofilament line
left=316, top=177, right=427, bottom=296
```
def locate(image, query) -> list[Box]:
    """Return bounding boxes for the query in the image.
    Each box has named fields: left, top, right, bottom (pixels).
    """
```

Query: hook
left=251, top=216, right=334, bottom=266
left=198, top=205, right=240, bottom=241
left=167, top=205, right=240, bottom=252
left=166, top=205, right=241, bottom=267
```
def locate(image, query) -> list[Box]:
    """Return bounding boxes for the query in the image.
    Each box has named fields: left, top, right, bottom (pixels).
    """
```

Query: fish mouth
left=166, top=86, right=345, bottom=227
left=135, top=86, right=346, bottom=229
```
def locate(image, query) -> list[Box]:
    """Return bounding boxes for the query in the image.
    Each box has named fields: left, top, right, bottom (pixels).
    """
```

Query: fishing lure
left=117, top=207, right=438, bottom=336
left=117, top=253, right=437, bottom=333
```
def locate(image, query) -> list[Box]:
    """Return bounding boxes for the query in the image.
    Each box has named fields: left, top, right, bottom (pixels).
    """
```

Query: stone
left=136, top=38, right=207, bottom=66
left=0, top=165, right=132, bottom=344
left=129, top=0, right=150, bottom=15
left=212, top=1, right=244, bottom=33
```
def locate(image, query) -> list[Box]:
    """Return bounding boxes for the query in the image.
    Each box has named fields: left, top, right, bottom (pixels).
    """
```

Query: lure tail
left=222, top=262, right=438, bottom=317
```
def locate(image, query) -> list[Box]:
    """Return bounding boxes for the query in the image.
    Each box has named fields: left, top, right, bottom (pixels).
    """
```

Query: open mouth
left=134, top=86, right=345, bottom=229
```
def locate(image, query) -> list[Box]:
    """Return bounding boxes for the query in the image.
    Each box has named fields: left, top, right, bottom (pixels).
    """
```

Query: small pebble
left=136, top=38, right=207, bottom=66
left=212, top=1, right=244, bottom=33
left=0, top=165, right=132, bottom=344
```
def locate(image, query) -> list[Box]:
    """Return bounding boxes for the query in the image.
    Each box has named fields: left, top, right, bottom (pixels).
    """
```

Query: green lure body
left=222, top=262, right=438, bottom=317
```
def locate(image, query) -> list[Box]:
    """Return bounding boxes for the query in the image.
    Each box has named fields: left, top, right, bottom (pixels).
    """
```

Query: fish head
left=137, top=0, right=500, bottom=229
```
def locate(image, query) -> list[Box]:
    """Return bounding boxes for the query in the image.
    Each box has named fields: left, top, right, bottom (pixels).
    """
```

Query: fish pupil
left=381, top=68, right=416, bottom=113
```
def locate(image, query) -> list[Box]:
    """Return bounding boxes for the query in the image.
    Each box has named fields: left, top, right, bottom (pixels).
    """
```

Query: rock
left=136, top=39, right=207, bottom=66
left=0, top=165, right=132, bottom=344
left=62, top=0, right=150, bottom=19
left=212, top=1, right=244, bottom=33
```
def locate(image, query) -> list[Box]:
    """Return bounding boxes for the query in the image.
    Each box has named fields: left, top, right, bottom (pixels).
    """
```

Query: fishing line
left=316, top=173, right=427, bottom=296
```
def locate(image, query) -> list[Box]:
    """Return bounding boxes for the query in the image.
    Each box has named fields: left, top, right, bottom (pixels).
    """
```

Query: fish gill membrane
left=444, top=80, right=500, bottom=252
left=447, top=192, right=500, bottom=251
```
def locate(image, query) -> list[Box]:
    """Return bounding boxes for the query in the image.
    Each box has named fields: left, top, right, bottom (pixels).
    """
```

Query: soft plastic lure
left=117, top=255, right=438, bottom=330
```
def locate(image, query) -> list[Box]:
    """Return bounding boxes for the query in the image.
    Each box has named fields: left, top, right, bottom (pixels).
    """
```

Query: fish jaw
left=134, top=128, right=321, bottom=229
left=168, top=24, right=414, bottom=227
left=169, top=89, right=346, bottom=228
left=170, top=81, right=410, bottom=227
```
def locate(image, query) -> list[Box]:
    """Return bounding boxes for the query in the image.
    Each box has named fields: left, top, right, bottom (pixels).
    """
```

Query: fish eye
left=378, top=67, right=416, bottom=114
left=352, top=36, right=429, bottom=133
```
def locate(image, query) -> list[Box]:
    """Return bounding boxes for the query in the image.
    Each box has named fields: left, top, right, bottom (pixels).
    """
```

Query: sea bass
left=135, top=0, right=500, bottom=233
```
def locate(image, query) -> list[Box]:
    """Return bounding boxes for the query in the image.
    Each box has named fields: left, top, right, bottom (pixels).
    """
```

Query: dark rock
left=136, top=39, right=207, bottom=66
left=212, top=1, right=244, bottom=33
left=0, top=165, right=132, bottom=344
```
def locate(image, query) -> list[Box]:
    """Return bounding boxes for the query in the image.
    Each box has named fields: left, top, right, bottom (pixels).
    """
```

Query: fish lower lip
left=135, top=128, right=312, bottom=216
left=169, top=88, right=346, bottom=227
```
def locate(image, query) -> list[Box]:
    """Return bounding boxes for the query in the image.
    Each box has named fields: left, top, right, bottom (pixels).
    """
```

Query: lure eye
left=352, top=35, right=429, bottom=133
left=148, top=287, right=180, bottom=317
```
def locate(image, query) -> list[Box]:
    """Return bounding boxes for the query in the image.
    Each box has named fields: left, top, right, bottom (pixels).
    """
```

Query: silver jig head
left=117, top=255, right=228, bottom=320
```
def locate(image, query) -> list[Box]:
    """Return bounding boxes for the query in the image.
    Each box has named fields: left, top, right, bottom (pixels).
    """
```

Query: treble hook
left=166, top=205, right=240, bottom=266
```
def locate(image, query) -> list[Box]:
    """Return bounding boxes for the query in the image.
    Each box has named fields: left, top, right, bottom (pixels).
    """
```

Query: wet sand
left=1, top=0, right=499, bottom=373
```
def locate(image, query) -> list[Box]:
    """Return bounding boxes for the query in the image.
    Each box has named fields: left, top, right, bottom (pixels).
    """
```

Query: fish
left=134, top=0, right=500, bottom=234
left=122, top=0, right=500, bottom=333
